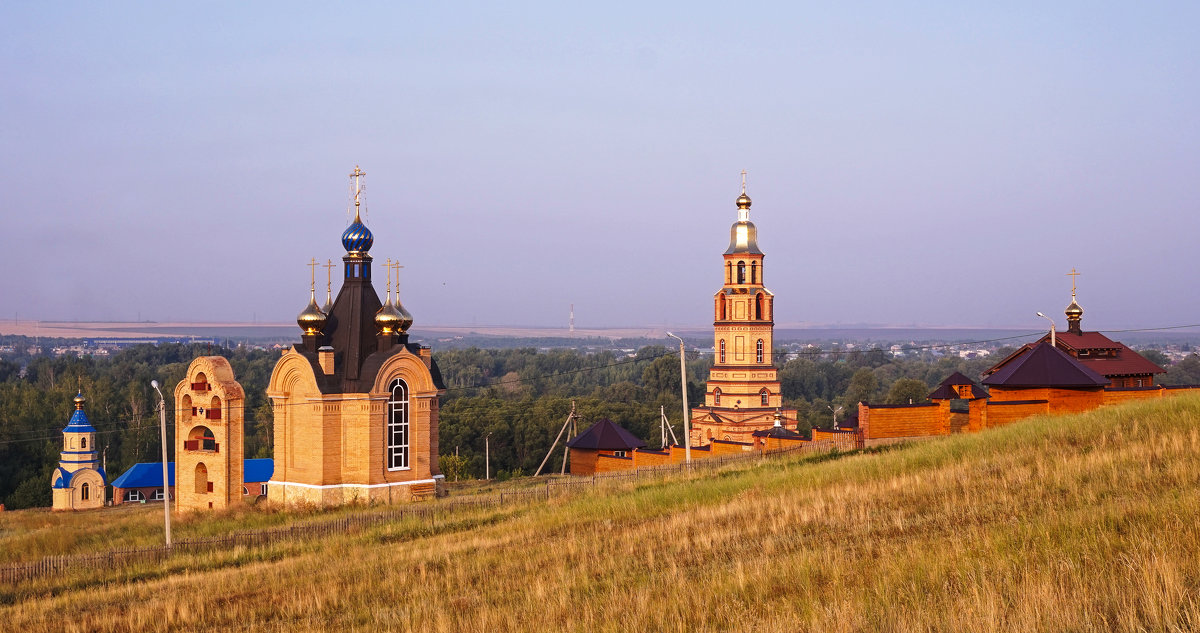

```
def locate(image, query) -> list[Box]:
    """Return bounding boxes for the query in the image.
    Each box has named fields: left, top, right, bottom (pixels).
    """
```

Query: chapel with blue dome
left=51, top=391, right=107, bottom=511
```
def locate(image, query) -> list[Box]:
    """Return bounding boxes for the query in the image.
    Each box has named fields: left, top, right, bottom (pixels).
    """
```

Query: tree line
left=2, top=338, right=1199, bottom=507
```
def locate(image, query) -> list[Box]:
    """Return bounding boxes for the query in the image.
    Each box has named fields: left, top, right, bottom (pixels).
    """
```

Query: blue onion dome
left=65, top=390, right=97, bottom=433
left=342, top=212, right=374, bottom=254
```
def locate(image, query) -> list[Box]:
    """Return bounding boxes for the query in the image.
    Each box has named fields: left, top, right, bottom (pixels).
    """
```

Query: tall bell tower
left=690, top=174, right=795, bottom=445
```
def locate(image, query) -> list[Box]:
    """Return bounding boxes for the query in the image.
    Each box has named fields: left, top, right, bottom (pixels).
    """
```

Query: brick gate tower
left=174, top=356, right=245, bottom=512
left=690, top=175, right=796, bottom=445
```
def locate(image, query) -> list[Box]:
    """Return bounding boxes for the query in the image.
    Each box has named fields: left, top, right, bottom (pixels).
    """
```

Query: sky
left=2, top=2, right=1198, bottom=331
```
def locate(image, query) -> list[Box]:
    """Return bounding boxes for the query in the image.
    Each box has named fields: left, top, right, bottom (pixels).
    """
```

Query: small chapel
left=690, top=177, right=797, bottom=444
left=266, top=167, right=446, bottom=506
left=51, top=391, right=107, bottom=511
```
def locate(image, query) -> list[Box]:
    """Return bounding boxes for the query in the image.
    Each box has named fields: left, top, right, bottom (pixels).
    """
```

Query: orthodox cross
left=740, top=169, right=747, bottom=194
left=307, top=257, right=319, bottom=292
left=324, top=259, right=334, bottom=298
left=1067, top=268, right=1080, bottom=296
left=392, top=262, right=404, bottom=298
left=384, top=258, right=393, bottom=301
left=350, top=165, right=366, bottom=209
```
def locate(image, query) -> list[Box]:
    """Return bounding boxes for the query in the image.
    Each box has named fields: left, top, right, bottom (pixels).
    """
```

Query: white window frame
left=125, top=490, right=143, bottom=502
left=387, top=378, right=411, bottom=470
left=151, top=488, right=164, bottom=501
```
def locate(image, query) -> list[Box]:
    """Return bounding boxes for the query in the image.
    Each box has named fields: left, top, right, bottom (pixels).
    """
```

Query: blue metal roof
left=52, top=467, right=72, bottom=489
left=63, top=408, right=96, bottom=433
left=110, top=459, right=274, bottom=489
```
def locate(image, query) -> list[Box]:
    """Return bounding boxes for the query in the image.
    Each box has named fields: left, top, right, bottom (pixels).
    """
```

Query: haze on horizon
left=2, top=3, right=1198, bottom=332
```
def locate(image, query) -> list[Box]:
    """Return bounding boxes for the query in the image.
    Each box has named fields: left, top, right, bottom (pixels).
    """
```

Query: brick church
left=266, top=167, right=446, bottom=506
left=689, top=177, right=797, bottom=444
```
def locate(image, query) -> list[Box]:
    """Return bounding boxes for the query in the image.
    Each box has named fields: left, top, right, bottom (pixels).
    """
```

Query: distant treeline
left=2, top=341, right=1199, bottom=508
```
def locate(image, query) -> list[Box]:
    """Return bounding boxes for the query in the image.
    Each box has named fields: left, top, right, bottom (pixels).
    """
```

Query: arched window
left=719, top=295, right=727, bottom=320
left=756, top=339, right=764, bottom=364
left=726, top=261, right=732, bottom=284
left=195, top=463, right=209, bottom=495
left=719, top=340, right=726, bottom=363
left=81, top=482, right=90, bottom=501
left=751, top=261, right=757, bottom=284
left=81, top=437, right=87, bottom=449
left=755, top=294, right=764, bottom=320
left=387, top=378, right=410, bottom=470
left=760, top=388, right=770, bottom=406
left=713, top=388, right=722, bottom=406
left=737, top=261, right=746, bottom=284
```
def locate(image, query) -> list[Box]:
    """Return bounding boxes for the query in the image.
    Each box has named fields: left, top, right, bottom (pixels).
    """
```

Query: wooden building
left=690, top=179, right=797, bottom=444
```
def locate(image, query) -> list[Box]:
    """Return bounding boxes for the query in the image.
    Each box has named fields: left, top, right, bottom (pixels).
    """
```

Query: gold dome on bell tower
left=1065, top=268, right=1084, bottom=335
left=297, top=258, right=328, bottom=336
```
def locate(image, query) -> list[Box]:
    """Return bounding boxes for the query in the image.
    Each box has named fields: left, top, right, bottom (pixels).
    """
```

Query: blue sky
left=2, top=2, right=1197, bottom=330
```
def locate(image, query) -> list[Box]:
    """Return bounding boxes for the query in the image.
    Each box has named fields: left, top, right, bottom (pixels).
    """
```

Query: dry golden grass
left=4, top=395, right=1200, bottom=632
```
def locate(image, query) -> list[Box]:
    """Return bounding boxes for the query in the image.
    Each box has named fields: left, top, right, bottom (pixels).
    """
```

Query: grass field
left=3, top=395, right=1199, bottom=632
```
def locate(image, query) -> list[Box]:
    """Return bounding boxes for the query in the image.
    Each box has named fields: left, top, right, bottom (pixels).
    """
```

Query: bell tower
left=691, top=174, right=795, bottom=445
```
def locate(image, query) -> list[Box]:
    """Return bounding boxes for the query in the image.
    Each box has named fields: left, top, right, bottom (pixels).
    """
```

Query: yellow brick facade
left=266, top=343, right=444, bottom=507
left=174, top=356, right=245, bottom=513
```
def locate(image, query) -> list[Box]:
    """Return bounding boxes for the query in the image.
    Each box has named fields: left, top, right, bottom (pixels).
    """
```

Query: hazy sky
left=2, top=2, right=1198, bottom=331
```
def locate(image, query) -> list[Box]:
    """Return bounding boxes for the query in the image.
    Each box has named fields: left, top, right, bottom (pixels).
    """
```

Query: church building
left=983, top=275, right=1165, bottom=388
left=51, top=391, right=107, bottom=511
left=266, top=167, right=446, bottom=506
left=690, top=178, right=797, bottom=445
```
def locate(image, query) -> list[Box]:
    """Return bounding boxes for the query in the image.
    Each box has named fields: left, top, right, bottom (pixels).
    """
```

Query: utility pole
left=666, top=333, right=692, bottom=465
left=485, top=433, right=492, bottom=480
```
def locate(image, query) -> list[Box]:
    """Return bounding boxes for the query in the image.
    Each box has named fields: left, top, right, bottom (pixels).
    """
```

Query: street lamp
left=1036, top=312, right=1056, bottom=348
left=150, top=380, right=172, bottom=547
left=827, top=404, right=843, bottom=430
left=665, top=332, right=692, bottom=465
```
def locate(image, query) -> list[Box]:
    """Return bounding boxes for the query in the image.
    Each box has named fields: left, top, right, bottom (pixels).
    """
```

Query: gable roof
left=927, top=371, right=989, bottom=400
left=981, top=342, right=1108, bottom=388
left=987, top=333, right=1165, bottom=381
left=566, top=419, right=647, bottom=451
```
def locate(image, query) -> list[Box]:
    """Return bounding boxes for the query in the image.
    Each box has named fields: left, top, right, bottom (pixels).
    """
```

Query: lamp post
left=485, top=432, right=492, bottom=480
left=1036, top=311, right=1056, bottom=348
left=665, top=332, right=692, bottom=465
left=150, top=380, right=172, bottom=548
left=827, top=404, right=843, bottom=430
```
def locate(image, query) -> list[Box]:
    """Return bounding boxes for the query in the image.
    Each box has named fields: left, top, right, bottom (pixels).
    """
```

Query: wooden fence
left=1, top=438, right=853, bottom=584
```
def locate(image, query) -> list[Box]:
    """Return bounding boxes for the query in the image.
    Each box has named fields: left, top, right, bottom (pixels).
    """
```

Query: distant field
left=3, top=395, right=1199, bottom=631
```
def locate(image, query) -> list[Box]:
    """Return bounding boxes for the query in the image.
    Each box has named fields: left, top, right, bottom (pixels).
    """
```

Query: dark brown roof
left=927, top=371, right=989, bottom=400
left=986, top=333, right=1164, bottom=382
left=751, top=426, right=804, bottom=439
left=566, top=419, right=647, bottom=451
left=982, top=342, right=1108, bottom=388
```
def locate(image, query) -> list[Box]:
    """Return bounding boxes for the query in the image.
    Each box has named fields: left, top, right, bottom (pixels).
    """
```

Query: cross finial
left=307, top=257, right=319, bottom=295
left=740, top=169, right=747, bottom=194
left=1067, top=268, right=1080, bottom=297
left=324, top=258, right=334, bottom=298
left=392, top=261, right=404, bottom=298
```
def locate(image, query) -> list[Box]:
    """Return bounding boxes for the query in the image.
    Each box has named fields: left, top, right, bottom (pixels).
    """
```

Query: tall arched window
left=81, top=482, right=90, bottom=501
left=719, top=340, right=726, bottom=363
left=737, top=261, right=746, bottom=284
left=195, top=463, right=208, bottom=494
left=726, top=262, right=732, bottom=284
left=760, top=388, right=770, bottom=406
left=81, top=437, right=87, bottom=449
left=755, top=294, right=763, bottom=320
left=713, top=388, right=722, bottom=406
left=387, top=378, right=410, bottom=470
left=756, top=339, right=764, bottom=364
left=751, top=261, right=757, bottom=284
left=719, top=295, right=727, bottom=320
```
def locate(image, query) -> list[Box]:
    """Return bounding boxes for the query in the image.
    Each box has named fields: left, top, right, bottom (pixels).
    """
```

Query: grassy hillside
left=3, top=396, right=1200, bottom=632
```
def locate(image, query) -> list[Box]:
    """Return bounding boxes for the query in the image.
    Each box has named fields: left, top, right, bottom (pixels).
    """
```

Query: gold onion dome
left=395, top=299, right=414, bottom=333
left=297, top=292, right=327, bottom=335
left=73, top=390, right=86, bottom=409
left=1065, top=297, right=1084, bottom=319
left=725, top=191, right=762, bottom=255
left=374, top=300, right=404, bottom=334
left=736, top=192, right=752, bottom=209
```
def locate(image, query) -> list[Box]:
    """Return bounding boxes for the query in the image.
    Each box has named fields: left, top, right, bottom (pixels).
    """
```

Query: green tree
left=842, top=368, right=880, bottom=409
left=885, top=378, right=929, bottom=405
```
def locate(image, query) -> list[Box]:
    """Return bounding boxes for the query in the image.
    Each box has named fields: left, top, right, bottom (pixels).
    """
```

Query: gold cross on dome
left=1067, top=268, right=1080, bottom=296
left=740, top=169, right=747, bottom=194
left=392, top=262, right=404, bottom=296
left=307, top=258, right=319, bottom=291
left=349, top=165, right=366, bottom=208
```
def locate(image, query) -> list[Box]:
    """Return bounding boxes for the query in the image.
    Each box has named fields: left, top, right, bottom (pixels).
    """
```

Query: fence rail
left=0, top=439, right=856, bottom=585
